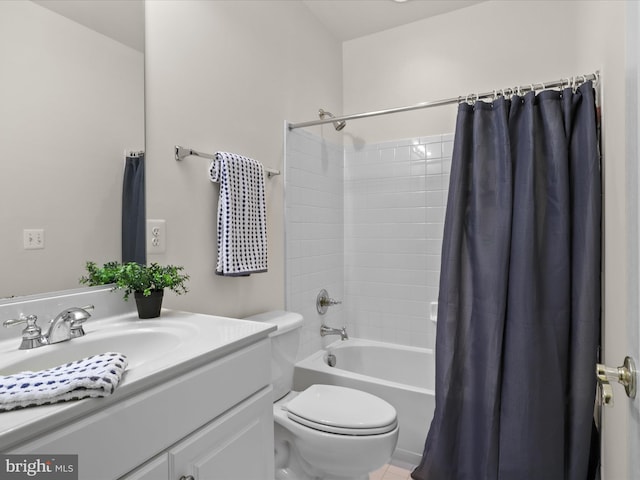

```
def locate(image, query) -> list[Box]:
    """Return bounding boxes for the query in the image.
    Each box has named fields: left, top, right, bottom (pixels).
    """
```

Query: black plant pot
left=134, top=289, right=164, bottom=319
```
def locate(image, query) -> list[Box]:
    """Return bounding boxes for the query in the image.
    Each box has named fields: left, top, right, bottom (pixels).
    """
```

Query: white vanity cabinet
left=6, top=336, right=275, bottom=480
left=123, top=386, right=273, bottom=480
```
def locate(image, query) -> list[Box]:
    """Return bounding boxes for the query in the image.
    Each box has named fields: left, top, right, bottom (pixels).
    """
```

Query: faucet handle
left=316, top=289, right=342, bottom=315
left=4, top=314, right=32, bottom=328
left=3, top=315, right=47, bottom=349
left=70, top=305, right=95, bottom=323
left=65, top=305, right=94, bottom=338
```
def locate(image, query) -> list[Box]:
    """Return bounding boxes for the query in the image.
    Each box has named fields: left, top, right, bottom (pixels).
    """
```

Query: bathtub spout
left=320, top=324, right=349, bottom=341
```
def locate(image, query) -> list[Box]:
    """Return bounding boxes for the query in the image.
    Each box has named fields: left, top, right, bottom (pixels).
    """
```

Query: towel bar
left=174, top=145, right=280, bottom=177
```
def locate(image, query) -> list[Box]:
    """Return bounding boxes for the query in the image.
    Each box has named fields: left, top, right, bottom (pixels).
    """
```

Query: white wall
left=0, top=1, right=144, bottom=297
left=343, top=0, right=622, bottom=143
left=144, top=1, right=342, bottom=318
left=343, top=1, right=627, bottom=477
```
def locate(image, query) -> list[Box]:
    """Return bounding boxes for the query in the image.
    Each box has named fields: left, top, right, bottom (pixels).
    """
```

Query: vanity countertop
left=0, top=310, right=275, bottom=452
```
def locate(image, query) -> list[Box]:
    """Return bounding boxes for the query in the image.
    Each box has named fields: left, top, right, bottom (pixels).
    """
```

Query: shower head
left=318, top=108, right=347, bottom=131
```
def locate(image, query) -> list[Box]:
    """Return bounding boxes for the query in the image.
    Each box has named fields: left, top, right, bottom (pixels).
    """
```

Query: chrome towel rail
left=174, top=145, right=280, bottom=177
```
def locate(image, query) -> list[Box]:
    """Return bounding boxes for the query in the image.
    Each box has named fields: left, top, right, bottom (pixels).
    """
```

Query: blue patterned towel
left=0, top=352, right=128, bottom=411
left=209, top=152, right=268, bottom=276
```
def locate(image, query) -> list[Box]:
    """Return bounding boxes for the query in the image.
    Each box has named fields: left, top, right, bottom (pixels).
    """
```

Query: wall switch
left=23, top=229, right=44, bottom=250
left=147, top=219, right=166, bottom=254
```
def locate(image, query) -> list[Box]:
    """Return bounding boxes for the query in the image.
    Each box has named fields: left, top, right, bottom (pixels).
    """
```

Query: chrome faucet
left=47, top=306, right=94, bottom=343
left=3, top=305, right=94, bottom=349
left=320, top=324, right=349, bottom=341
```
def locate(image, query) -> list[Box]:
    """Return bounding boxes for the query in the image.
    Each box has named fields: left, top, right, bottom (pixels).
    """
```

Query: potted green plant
left=80, top=261, right=189, bottom=318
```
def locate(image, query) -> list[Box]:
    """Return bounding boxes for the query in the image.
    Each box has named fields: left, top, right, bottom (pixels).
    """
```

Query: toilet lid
left=285, top=385, right=397, bottom=436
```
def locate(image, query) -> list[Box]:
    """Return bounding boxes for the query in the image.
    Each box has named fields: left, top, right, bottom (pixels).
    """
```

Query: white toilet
left=245, top=311, right=399, bottom=480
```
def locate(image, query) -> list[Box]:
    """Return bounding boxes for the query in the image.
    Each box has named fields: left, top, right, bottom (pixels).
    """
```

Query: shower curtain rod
left=288, top=71, right=599, bottom=130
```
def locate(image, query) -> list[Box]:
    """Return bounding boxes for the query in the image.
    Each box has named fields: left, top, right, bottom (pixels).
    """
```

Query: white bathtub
left=293, top=338, right=435, bottom=466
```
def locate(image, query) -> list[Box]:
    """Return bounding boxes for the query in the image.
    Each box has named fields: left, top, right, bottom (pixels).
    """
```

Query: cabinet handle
left=178, top=476, right=194, bottom=480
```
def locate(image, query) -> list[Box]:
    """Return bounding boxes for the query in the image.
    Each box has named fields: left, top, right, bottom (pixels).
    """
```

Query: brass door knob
left=596, top=356, right=636, bottom=407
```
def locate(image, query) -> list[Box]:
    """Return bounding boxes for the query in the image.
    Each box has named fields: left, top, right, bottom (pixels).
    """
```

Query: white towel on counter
left=0, top=352, right=128, bottom=411
left=209, top=152, right=268, bottom=276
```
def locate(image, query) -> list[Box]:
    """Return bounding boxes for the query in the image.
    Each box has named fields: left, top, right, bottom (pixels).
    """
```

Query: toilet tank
left=244, top=310, right=303, bottom=401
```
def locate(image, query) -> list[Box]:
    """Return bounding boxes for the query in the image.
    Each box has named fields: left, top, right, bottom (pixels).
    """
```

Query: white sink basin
left=0, top=319, right=197, bottom=376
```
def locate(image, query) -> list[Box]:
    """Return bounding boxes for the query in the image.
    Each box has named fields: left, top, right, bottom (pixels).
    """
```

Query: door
left=601, top=3, right=640, bottom=479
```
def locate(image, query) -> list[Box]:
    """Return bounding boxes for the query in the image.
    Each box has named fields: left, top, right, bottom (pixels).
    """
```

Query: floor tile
left=370, top=463, right=412, bottom=480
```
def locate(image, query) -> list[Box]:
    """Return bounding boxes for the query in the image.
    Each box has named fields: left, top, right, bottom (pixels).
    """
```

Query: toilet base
left=274, top=409, right=397, bottom=480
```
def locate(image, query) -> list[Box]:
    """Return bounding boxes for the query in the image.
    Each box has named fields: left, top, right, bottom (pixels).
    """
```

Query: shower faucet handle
left=316, top=289, right=342, bottom=315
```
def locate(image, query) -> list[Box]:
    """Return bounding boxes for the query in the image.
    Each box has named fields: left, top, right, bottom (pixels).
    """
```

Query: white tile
left=287, top=130, right=455, bottom=353
left=380, top=147, right=395, bottom=163
left=366, top=149, right=381, bottom=164
left=426, top=223, right=444, bottom=239
left=410, top=160, right=426, bottom=176
left=426, top=175, right=442, bottom=191
left=426, top=158, right=442, bottom=176
left=426, top=191, right=443, bottom=207
left=425, top=142, right=442, bottom=159
left=442, top=157, right=452, bottom=174
left=426, top=206, right=445, bottom=223
left=442, top=173, right=450, bottom=190
left=395, top=145, right=411, bottom=162
left=442, top=141, right=454, bottom=157
left=410, top=144, right=425, bottom=160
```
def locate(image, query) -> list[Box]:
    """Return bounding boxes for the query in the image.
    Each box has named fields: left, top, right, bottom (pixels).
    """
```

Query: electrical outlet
left=147, top=219, right=166, bottom=254
left=23, top=229, right=44, bottom=250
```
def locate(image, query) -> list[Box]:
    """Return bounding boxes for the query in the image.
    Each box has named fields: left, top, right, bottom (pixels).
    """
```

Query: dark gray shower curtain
left=122, top=153, right=146, bottom=264
left=412, top=81, right=600, bottom=480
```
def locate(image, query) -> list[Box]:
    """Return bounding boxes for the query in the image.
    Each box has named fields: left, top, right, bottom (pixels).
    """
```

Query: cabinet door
left=120, top=455, right=169, bottom=480
left=169, top=387, right=274, bottom=480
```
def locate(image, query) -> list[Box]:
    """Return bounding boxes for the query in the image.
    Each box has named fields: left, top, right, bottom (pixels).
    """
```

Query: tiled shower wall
left=285, top=129, right=452, bottom=357
left=285, top=129, right=344, bottom=360
left=344, top=134, right=452, bottom=349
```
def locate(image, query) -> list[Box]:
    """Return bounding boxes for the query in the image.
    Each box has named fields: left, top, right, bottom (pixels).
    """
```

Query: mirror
left=0, top=0, right=144, bottom=298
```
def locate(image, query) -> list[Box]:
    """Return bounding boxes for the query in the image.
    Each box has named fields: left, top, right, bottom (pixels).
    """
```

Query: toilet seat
left=285, top=384, right=397, bottom=436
